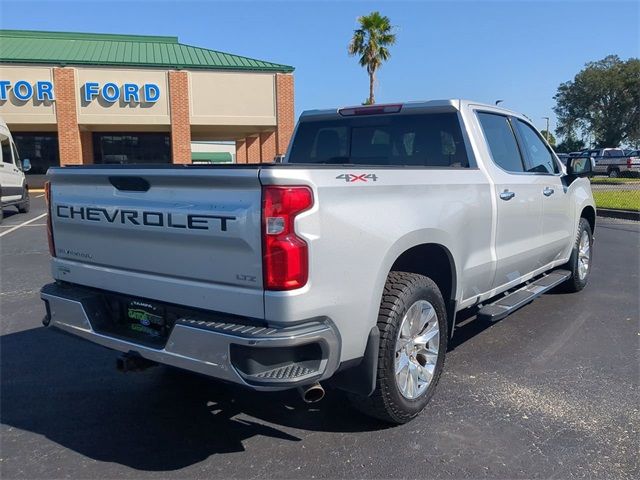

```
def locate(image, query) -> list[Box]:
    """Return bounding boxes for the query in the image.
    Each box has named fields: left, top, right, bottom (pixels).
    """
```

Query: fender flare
left=373, top=228, right=460, bottom=315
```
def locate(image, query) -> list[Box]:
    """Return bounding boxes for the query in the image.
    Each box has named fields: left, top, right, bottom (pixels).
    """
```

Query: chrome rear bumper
left=41, top=282, right=340, bottom=390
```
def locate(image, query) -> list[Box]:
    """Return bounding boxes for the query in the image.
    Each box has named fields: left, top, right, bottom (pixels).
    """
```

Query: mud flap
left=328, top=326, right=379, bottom=396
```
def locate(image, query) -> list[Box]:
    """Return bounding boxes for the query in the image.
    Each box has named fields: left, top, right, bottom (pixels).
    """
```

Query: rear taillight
left=262, top=186, right=313, bottom=290
left=628, top=158, right=632, bottom=168
left=44, top=181, right=56, bottom=257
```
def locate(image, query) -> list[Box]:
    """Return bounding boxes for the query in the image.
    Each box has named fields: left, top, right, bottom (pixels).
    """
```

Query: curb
left=597, top=208, right=640, bottom=221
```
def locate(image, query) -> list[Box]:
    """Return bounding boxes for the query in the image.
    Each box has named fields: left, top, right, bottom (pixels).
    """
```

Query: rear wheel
left=560, top=218, right=592, bottom=292
left=348, top=271, right=448, bottom=424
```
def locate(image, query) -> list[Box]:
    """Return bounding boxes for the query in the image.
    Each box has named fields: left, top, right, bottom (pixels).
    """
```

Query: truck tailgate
left=48, top=167, right=264, bottom=318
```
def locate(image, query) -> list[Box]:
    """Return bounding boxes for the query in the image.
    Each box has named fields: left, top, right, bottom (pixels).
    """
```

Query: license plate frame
left=125, top=299, right=167, bottom=339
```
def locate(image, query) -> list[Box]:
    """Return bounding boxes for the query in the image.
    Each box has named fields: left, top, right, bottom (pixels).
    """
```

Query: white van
left=0, top=117, right=31, bottom=223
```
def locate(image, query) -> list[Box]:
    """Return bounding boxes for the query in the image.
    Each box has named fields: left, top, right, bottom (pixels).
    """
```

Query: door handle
left=543, top=187, right=554, bottom=197
left=499, top=190, right=516, bottom=201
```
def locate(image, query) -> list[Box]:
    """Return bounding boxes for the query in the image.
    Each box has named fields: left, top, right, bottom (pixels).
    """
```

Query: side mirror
left=566, top=156, right=593, bottom=177
left=21, top=158, right=32, bottom=172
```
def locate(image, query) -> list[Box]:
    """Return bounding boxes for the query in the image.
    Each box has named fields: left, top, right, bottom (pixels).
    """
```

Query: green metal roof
left=0, top=30, right=294, bottom=73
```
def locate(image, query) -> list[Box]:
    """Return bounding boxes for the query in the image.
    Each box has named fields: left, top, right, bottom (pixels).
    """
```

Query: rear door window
left=288, top=112, right=471, bottom=167
left=477, top=112, right=524, bottom=173
left=513, top=120, right=559, bottom=174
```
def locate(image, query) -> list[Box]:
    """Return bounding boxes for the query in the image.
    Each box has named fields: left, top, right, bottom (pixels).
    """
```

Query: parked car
left=40, top=100, right=595, bottom=424
left=0, top=117, right=31, bottom=223
left=556, top=153, right=570, bottom=162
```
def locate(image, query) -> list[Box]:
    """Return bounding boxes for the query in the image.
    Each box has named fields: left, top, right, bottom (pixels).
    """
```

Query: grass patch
left=593, top=191, right=640, bottom=211
left=590, top=177, right=640, bottom=185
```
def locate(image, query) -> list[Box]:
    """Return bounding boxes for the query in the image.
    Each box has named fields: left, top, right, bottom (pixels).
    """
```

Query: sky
left=1, top=0, right=638, bottom=135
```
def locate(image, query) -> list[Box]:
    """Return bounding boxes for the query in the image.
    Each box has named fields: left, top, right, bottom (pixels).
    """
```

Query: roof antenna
left=495, top=100, right=504, bottom=106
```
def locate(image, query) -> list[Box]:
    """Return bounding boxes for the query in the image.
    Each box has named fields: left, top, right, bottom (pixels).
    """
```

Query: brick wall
left=168, top=71, right=191, bottom=164
left=260, top=131, right=276, bottom=163
left=275, top=74, right=295, bottom=156
left=236, top=139, right=247, bottom=164
left=80, top=131, right=94, bottom=164
left=53, top=68, right=82, bottom=165
left=246, top=135, right=260, bottom=164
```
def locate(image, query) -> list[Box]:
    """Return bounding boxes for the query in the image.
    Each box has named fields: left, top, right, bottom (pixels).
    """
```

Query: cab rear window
left=288, top=112, right=471, bottom=167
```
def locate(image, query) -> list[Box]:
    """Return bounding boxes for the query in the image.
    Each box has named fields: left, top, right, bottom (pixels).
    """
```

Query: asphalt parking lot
left=1, top=195, right=638, bottom=479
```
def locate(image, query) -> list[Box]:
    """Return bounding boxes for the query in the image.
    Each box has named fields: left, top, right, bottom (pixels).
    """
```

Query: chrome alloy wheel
left=578, top=230, right=591, bottom=281
left=394, top=300, right=440, bottom=400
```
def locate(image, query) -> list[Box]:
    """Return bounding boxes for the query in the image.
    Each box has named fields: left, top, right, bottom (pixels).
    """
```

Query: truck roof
left=299, top=99, right=524, bottom=120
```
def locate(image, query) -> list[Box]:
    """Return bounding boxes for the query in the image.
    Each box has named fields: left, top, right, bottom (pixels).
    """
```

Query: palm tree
left=348, top=11, right=396, bottom=105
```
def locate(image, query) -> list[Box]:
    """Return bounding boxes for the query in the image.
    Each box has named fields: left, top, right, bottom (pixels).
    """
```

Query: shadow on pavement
left=0, top=207, right=21, bottom=222
left=448, top=310, right=489, bottom=351
left=2, top=283, right=581, bottom=471
left=0, top=327, right=385, bottom=472
left=447, top=284, right=578, bottom=349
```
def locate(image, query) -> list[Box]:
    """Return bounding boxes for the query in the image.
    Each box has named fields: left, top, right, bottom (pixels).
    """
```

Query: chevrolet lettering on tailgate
left=55, top=205, right=236, bottom=231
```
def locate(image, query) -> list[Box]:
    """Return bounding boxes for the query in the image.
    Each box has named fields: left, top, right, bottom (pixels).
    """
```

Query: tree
left=555, top=135, right=586, bottom=153
left=540, top=130, right=556, bottom=147
left=348, top=11, right=396, bottom=105
left=554, top=55, right=640, bottom=148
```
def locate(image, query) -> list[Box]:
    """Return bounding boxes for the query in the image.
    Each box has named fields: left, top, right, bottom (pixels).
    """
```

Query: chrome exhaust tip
left=298, top=382, right=325, bottom=403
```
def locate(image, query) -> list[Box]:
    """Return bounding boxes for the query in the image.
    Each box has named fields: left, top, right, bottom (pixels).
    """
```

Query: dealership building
left=0, top=30, right=295, bottom=185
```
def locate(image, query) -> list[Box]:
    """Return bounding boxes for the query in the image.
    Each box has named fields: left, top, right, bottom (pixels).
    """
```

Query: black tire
left=560, top=218, right=593, bottom=293
left=348, top=271, right=448, bottom=424
left=608, top=168, right=619, bottom=178
left=17, top=186, right=30, bottom=213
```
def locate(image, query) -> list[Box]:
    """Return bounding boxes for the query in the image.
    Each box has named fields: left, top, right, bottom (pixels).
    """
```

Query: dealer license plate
left=126, top=299, right=167, bottom=338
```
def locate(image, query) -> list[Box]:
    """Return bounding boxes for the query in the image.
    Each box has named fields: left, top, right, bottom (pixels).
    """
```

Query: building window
left=93, top=133, right=171, bottom=164
left=12, top=133, right=60, bottom=174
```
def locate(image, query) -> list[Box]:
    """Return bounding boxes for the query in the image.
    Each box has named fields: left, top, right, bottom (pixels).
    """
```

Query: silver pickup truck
left=578, top=148, right=640, bottom=178
left=41, top=100, right=595, bottom=424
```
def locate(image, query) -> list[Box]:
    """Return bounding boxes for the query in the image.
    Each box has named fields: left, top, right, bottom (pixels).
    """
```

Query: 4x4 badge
left=336, top=173, right=378, bottom=183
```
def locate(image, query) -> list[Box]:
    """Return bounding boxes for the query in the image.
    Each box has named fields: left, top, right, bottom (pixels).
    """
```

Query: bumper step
left=40, top=282, right=341, bottom=390
left=477, top=269, right=571, bottom=323
left=177, top=318, right=278, bottom=336
left=251, top=363, right=318, bottom=380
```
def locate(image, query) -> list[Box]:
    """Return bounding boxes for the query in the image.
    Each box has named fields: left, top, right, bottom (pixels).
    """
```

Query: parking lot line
left=0, top=213, right=47, bottom=238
